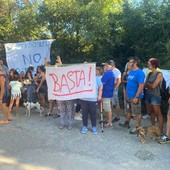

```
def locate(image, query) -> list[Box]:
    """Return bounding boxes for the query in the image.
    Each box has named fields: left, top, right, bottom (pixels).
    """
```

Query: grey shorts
left=102, top=98, right=112, bottom=112
left=126, top=98, right=141, bottom=116
left=112, top=89, right=119, bottom=105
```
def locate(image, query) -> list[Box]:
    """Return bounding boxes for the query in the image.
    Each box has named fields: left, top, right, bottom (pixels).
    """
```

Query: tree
left=39, top=0, right=123, bottom=63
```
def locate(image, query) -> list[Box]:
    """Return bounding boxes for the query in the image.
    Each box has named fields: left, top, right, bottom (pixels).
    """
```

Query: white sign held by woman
left=46, top=63, right=96, bottom=100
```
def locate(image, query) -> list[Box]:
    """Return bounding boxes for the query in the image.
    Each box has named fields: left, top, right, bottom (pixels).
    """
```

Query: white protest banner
left=5, top=39, right=54, bottom=73
left=46, top=63, right=96, bottom=100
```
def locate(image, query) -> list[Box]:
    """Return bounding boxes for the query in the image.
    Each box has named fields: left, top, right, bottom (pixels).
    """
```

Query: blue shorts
left=145, top=93, right=161, bottom=105
left=112, top=88, right=119, bottom=105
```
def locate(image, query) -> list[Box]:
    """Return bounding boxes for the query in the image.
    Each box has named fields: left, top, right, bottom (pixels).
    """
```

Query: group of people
left=0, top=56, right=170, bottom=144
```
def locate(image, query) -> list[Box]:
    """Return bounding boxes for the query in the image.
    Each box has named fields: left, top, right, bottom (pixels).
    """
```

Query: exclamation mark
left=89, top=67, right=92, bottom=86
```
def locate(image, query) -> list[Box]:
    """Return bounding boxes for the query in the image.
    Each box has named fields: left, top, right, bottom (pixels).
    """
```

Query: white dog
left=23, top=102, right=44, bottom=116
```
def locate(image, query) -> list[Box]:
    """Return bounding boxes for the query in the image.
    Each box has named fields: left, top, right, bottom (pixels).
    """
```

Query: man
left=0, top=69, right=12, bottom=124
left=119, top=57, right=145, bottom=134
left=110, top=60, right=121, bottom=122
left=159, top=89, right=170, bottom=143
left=101, top=60, right=115, bottom=127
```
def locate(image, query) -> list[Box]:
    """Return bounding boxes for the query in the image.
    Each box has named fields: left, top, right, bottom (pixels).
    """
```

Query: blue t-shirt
left=126, top=69, right=145, bottom=99
left=81, top=76, right=102, bottom=102
left=101, top=70, right=115, bottom=98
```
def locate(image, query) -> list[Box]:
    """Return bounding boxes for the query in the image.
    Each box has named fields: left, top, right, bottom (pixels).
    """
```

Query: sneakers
left=129, top=127, right=138, bottom=134
left=92, top=127, right=98, bottom=135
left=74, top=114, right=82, bottom=120
left=67, top=125, right=72, bottom=130
left=58, top=124, right=65, bottom=130
left=81, top=126, right=88, bottom=134
left=112, top=117, right=120, bottom=122
left=104, top=122, right=113, bottom=128
left=81, top=126, right=98, bottom=134
left=119, top=121, right=130, bottom=129
left=142, top=114, right=151, bottom=119
left=159, top=135, right=170, bottom=144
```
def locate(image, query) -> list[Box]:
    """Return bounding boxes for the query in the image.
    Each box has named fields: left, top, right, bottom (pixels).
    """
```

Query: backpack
left=157, top=73, right=169, bottom=100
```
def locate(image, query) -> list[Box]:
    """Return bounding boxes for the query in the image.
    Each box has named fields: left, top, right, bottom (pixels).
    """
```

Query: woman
left=80, top=67, right=102, bottom=134
left=25, top=66, right=36, bottom=103
left=35, top=65, right=47, bottom=110
left=55, top=56, right=74, bottom=130
left=122, top=62, right=132, bottom=114
left=145, top=58, right=163, bottom=134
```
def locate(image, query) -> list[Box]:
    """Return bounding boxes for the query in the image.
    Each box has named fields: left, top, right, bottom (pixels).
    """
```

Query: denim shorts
left=145, top=93, right=161, bottom=105
left=112, top=88, right=119, bottom=105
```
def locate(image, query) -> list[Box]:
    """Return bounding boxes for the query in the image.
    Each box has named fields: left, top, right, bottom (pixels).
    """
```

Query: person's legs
left=119, top=98, right=131, bottom=128
left=130, top=100, right=142, bottom=134
left=112, top=89, right=120, bottom=121
left=115, top=104, right=120, bottom=118
left=166, top=114, right=170, bottom=136
left=66, top=100, right=73, bottom=128
left=103, top=98, right=112, bottom=127
left=8, top=99, right=14, bottom=114
left=74, top=99, right=82, bottom=120
left=123, top=87, right=127, bottom=114
left=107, top=111, right=112, bottom=125
left=136, top=114, right=142, bottom=127
left=80, top=100, right=89, bottom=127
left=89, top=102, right=97, bottom=127
left=146, top=104, right=155, bottom=125
left=159, top=106, right=170, bottom=144
left=45, top=100, right=54, bottom=117
left=15, top=98, right=20, bottom=115
left=59, top=101, right=66, bottom=129
left=152, top=105, right=163, bottom=134
left=0, top=103, right=9, bottom=124
left=49, top=100, right=54, bottom=113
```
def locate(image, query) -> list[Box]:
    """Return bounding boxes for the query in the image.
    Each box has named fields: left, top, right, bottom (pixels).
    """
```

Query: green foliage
left=0, top=0, right=169, bottom=70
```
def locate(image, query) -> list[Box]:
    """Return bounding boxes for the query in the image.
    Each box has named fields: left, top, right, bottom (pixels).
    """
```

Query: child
left=8, top=74, right=22, bottom=115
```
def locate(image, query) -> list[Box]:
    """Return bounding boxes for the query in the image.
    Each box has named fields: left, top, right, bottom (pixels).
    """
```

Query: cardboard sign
left=46, top=63, right=96, bottom=100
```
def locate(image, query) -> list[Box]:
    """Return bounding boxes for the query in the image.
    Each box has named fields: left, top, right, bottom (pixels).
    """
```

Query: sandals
left=7, top=117, right=13, bottom=121
left=44, top=112, right=53, bottom=117
left=104, top=122, right=113, bottom=128
left=0, top=120, right=9, bottom=125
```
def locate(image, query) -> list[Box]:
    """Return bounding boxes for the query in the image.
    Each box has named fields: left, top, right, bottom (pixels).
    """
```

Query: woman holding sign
left=80, top=67, right=103, bottom=134
left=55, top=56, right=74, bottom=130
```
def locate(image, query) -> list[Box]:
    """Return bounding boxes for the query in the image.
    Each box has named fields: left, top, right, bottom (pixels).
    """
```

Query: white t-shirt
left=112, top=68, right=121, bottom=84
left=10, top=81, right=22, bottom=95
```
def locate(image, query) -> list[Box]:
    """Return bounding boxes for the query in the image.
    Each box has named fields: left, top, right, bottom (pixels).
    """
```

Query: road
left=0, top=107, right=169, bottom=170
